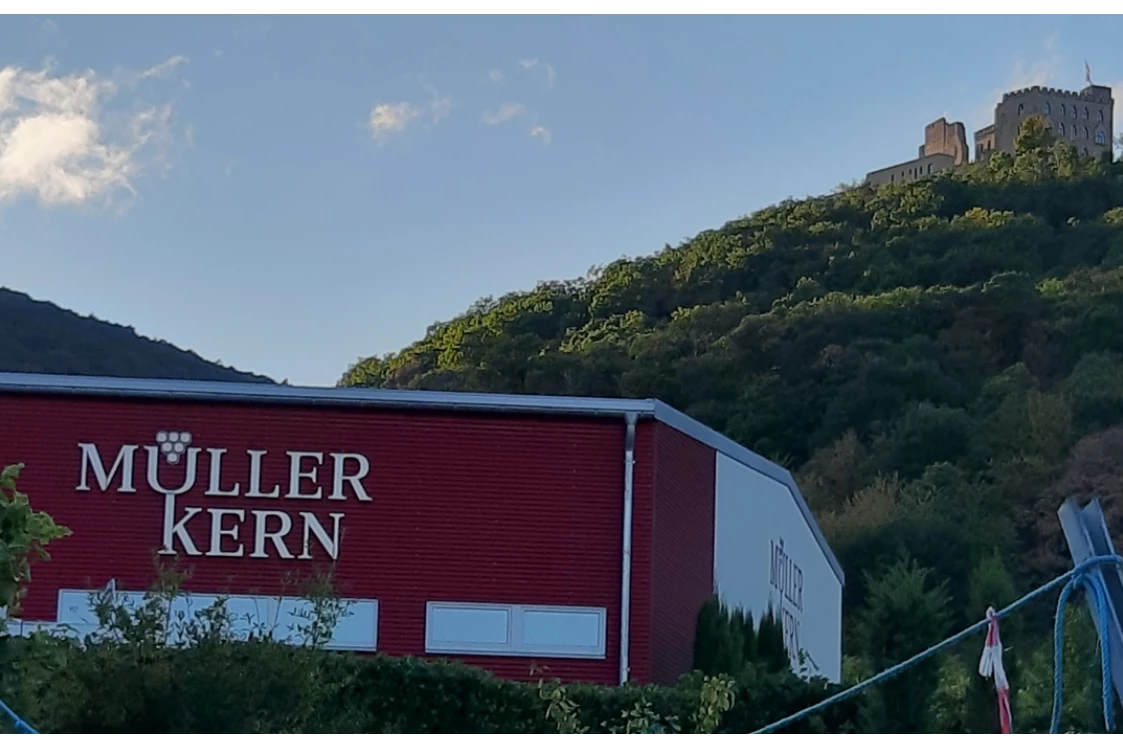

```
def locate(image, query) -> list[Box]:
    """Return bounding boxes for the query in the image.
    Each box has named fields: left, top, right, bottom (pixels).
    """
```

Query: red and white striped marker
left=978, top=606, right=1012, bottom=734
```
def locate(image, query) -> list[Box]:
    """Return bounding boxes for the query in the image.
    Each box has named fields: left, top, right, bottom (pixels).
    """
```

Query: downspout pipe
left=619, top=412, right=638, bottom=686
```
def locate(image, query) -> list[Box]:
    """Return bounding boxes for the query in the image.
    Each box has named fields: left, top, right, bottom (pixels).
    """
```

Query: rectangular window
left=51, top=588, right=379, bottom=651
left=425, top=602, right=607, bottom=659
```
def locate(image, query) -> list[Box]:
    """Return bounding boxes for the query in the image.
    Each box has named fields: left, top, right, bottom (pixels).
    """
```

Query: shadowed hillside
left=0, top=288, right=272, bottom=384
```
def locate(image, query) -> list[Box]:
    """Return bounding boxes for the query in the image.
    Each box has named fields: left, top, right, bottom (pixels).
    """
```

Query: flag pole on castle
left=1086, top=60, right=1093, bottom=86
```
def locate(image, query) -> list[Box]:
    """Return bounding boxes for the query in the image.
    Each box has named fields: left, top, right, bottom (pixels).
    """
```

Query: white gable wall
left=713, top=452, right=843, bottom=682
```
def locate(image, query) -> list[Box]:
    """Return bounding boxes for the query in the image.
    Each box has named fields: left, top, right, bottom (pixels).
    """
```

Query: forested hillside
left=0, top=288, right=271, bottom=384
left=342, top=120, right=1123, bottom=731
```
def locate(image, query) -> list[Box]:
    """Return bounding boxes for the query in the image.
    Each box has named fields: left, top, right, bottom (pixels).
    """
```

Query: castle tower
left=865, top=117, right=969, bottom=187
left=924, top=118, right=969, bottom=166
left=975, top=84, right=1114, bottom=161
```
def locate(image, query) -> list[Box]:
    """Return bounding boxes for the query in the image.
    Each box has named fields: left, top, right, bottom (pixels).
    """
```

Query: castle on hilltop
left=866, top=82, right=1115, bottom=187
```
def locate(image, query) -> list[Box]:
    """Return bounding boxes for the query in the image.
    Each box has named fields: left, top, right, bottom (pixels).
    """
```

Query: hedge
left=0, top=634, right=859, bottom=733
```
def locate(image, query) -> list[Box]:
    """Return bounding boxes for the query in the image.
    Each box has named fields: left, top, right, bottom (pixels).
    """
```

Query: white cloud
left=970, top=35, right=1062, bottom=135
left=1007, top=33, right=1061, bottom=91
left=430, top=95, right=452, bottom=123
left=1105, top=78, right=1123, bottom=154
left=142, top=55, right=189, bottom=79
left=482, top=102, right=526, bottom=125
left=369, top=82, right=453, bottom=143
left=517, top=58, right=556, bottom=87
left=488, top=69, right=504, bottom=83
left=481, top=104, right=553, bottom=144
left=529, top=124, right=551, bottom=145
left=422, top=82, right=452, bottom=123
left=0, top=59, right=181, bottom=209
left=368, top=102, right=420, bottom=142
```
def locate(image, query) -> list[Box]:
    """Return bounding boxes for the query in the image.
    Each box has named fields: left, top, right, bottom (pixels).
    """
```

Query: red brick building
left=0, top=373, right=844, bottom=685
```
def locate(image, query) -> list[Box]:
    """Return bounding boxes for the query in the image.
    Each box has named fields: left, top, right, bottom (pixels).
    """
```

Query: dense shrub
left=2, top=634, right=845, bottom=734
left=692, top=596, right=789, bottom=677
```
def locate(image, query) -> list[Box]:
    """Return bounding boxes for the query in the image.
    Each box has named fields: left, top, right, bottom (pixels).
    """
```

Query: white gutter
left=619, top=412, right=637, bottom=685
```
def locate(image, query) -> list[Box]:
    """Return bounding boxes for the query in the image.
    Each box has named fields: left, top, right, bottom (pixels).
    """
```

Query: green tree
left=692, top=597, right=743, bottom=676
left=754, top=606, right=789, bottom=673
left=855, top=555, right=952, bottom=733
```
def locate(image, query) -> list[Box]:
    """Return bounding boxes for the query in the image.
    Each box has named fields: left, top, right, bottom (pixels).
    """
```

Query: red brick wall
left=0, top=393, right=630, bottom=685
left=648, top=423, right=716, bottom=685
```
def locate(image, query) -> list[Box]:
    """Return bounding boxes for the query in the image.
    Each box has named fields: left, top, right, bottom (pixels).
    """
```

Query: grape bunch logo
left=156, top=431, right=192, bottom=465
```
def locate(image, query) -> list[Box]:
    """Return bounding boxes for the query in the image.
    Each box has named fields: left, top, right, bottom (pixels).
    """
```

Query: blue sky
left=2, top=15, right=1121, bottom=386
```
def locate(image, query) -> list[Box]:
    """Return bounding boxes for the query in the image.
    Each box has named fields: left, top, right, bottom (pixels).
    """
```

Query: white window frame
left=45, top=588, right=380, bottom=652
left=424, top=601, right=607, bottom=659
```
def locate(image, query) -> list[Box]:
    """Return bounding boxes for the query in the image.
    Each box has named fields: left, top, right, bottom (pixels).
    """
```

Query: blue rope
left=1051, top=560, right=1115, bottom=733
left=752, top=553, right=1122, bottom=735
left=0, top=696, right=37, bottom=734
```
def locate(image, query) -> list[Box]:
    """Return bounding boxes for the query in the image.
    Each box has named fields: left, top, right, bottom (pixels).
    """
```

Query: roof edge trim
left=0, top=373, right=657, bottom=417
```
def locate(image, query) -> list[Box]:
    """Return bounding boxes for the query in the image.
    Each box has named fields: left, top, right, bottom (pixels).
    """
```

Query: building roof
left=0, top=372, right=844, bottom=585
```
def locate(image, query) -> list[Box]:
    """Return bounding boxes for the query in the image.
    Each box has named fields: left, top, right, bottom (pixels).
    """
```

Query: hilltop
left=342, top=122, right=1123, bottom=731
left=0, top=288, right=272, bottom=384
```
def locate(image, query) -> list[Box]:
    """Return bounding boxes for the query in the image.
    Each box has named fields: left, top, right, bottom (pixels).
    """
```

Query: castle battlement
left=864, top=79, right=1114, bottom=188
left=1002, top=84, right=1111, bottom=103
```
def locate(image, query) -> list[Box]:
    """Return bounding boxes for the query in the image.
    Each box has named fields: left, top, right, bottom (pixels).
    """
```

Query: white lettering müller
left=75, top=432, right=372, bottom=561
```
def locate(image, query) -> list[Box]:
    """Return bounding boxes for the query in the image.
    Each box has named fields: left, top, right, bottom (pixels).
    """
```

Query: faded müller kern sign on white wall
left=75, top=431, right=374, bottom=561
left=769, top=537, right=804, bottom=660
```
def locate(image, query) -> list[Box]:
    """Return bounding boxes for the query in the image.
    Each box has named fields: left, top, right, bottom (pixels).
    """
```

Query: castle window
left=1084, top=126, right=1090, bottom=139
left=1096, top=130, right=1107, bottom=145
left=1100, top=110, right=1106, bottom=122
left=1044, top=102, right=1051, bottom=114
left=1059, top=123, right=1066, bottom=136
left=1083, top=147, right=1089, bottom=156
left=1084, top=107, right=1090, bottom=119
left=1061, top=104, right=1067, bottom=116
left=1018, top=103, right=1024, bottom=115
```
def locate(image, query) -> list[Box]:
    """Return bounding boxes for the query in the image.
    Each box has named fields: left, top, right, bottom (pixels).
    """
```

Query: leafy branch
left=0, top=464, right=70, bottom=618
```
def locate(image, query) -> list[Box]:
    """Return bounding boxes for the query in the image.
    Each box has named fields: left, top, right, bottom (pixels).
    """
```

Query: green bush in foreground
left=0, top=567, right=855, bottom=733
